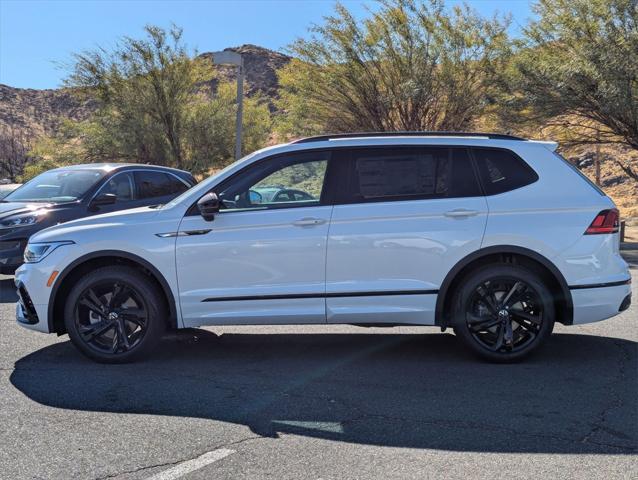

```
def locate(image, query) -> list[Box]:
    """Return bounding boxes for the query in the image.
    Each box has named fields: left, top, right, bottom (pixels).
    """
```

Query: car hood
left=30, top=205, right=166, bottom=243
left=0, top=200, right=78, bottom=219
left=0, top=202, right=51, bottom=219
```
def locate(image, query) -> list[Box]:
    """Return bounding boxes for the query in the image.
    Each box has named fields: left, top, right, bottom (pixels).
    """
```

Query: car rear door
left=325, top=146, right=488, bottom=325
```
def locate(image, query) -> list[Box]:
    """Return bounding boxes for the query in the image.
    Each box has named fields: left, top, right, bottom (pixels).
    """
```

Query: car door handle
left=444, top=209, right=479, bottom=218
left=292, top=217, right=326, bottom=227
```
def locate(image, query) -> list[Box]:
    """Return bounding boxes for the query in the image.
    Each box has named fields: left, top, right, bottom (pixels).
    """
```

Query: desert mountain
left=0, top=44, right=290, bottom=149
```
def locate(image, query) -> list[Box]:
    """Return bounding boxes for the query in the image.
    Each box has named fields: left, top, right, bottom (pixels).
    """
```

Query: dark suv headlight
left=0, top=211, right=47, bottom=229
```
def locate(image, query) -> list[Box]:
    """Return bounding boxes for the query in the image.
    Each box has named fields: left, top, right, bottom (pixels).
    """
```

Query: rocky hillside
left=198, top=44, right=291, bottom=102
left=0, top=84, right=97, bottom=178
left=0, top=84, right=95, bottom=136
left=0, top=44, right=290, bottom=177
left=0, top=45, right=289, bottom=139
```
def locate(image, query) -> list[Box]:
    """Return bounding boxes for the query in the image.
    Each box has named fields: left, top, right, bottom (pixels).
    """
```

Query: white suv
left=15, top=133, right=632, bottom=363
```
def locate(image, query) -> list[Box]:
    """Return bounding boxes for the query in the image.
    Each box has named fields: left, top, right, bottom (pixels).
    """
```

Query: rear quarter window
left=553, top=152, right=606, bottom=196
left=472, top=148, right=539, bottom=195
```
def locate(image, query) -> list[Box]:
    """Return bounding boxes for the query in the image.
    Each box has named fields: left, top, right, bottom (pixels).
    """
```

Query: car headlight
left=23, top=241, right=74, bottom=263
left=0, top=210, right=47, bottom=229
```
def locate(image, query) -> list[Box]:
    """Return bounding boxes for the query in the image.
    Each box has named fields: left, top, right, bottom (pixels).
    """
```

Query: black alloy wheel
left=75, top=281, right=149, bottom=355
left=465, top=278, right=543, bottom=353
left=64, top=266, right=166, bottom=363
left=452, top=265, right=555, bottom=362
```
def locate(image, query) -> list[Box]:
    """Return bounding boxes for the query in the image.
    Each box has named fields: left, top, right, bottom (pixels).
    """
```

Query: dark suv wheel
left=452, top=264, right=555, bottom=362
left=64, top=266, right=166, bottom=363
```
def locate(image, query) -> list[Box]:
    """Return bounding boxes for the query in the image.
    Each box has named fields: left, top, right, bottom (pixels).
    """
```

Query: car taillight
left=585, top=209, right=620, bottom=235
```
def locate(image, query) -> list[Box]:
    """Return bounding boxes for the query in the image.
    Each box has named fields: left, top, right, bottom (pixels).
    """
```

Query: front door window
left=217, top=152, right=329, bottom=211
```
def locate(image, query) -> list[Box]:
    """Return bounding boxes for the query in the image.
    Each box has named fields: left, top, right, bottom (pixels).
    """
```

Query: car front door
left=325, top=146, right=488, bottom=325
left=176, top=150, right=334, bottom=326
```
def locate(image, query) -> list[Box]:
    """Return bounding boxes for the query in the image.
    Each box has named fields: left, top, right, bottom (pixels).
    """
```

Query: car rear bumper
left=570, top=281, right=632, bottom=324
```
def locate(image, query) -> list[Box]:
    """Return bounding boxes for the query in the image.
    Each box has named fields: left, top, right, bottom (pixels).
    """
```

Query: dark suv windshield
left=4, top=169, right=104, bottom=203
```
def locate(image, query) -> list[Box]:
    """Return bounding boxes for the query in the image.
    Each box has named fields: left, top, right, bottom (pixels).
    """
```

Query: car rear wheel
left=64, top=266, right=165, bottom=363
left=452, top=264, right=555, bottom=362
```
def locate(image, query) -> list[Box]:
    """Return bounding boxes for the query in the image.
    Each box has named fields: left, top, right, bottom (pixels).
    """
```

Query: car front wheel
left=64, top=266, right=166, bottom=363
left=452, top=264, right=555, bottom=362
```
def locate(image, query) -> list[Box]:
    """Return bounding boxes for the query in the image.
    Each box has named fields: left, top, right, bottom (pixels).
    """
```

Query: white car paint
left=325, top=195, right=488, bottom=324
left=176, top=205, right=333, bottom=325
left=14, top=135, right=631, bottom=337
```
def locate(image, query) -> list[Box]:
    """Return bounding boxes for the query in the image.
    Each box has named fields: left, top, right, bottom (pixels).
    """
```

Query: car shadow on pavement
left=10, top=330, right=638, bottom=454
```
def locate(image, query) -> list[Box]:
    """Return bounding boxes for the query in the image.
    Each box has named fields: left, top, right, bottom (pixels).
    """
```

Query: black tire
left=64, top=266, right=166, bottom=363
left=451, top=264, right=555, bottom=362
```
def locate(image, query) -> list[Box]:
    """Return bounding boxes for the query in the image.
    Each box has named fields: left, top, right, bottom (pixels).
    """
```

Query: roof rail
left=291, top=131, right=526, bottom=144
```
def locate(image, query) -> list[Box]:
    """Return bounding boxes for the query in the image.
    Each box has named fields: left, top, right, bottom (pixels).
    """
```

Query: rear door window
left=472, top=148, right=538, bottom=195
left=135, top=171, right=187, bottom=199
left=337, top=147, right=481, bottom=203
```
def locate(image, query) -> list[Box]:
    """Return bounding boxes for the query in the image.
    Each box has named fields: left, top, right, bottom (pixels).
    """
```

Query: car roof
left=49, top=163, right=193, bottom=175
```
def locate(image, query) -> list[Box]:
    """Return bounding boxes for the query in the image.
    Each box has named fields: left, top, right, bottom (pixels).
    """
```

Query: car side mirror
left=198, top=192, right=220, bottom=221
left=89, top=193, right=117, bottom=210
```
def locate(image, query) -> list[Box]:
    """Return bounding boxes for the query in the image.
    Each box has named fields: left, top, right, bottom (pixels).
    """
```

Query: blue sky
left=0, top=0, right=534, bottom=89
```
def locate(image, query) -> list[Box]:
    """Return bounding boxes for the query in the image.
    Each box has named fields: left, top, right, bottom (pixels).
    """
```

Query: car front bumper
left=14, top=264, right=54, bottom=333
left=0, top=239, right=27, bottom=273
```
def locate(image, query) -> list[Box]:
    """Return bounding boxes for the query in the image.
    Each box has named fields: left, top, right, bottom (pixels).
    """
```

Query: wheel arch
left=48, top=250, right=178, bottom=335
left=435, top=245, right=573, bottom=326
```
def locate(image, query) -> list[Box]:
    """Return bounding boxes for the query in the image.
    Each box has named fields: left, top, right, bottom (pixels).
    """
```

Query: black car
left=0, top=163, right=195, bottom=274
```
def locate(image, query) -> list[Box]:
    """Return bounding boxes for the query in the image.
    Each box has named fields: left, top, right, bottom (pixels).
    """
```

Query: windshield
left=3, top=169, right=105, bottom=203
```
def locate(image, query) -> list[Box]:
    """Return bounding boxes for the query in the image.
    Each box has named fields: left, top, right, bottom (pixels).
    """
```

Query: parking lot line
left=145, top=448, right=235, bottom=480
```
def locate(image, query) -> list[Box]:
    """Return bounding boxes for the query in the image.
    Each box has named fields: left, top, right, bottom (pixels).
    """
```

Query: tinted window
left=100, top=172, right=134, bottom=202
left=217, top=151, right=329, bottom=211
left=135, top=171, right=187, bottom=199
left=339, top=147, right=480, bottom=203
left=167, top=174, right=191, bottom=194
left=473, top=148, right=538, bottom=195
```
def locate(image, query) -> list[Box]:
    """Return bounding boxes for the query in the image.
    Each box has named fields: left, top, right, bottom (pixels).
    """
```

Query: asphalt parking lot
left=0, top=258, right=636, bottom=479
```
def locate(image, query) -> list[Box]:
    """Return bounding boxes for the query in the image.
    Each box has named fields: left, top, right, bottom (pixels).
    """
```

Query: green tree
left=65, top=25, right=213, bottom=170
left=21, top=120, right=88, bottom=181
left=276, top=0, right=510, bottom=136
left=26, top=25, right=272, bottom=177
left=502, top=0, right=638, bottom=151
left=185, top=82, right=272, bottom=173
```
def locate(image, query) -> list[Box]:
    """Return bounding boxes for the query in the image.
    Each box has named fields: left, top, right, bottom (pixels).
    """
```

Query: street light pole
left=235, top=56, right=244, bottom=160
left=211, top=50, right=244, bottom=160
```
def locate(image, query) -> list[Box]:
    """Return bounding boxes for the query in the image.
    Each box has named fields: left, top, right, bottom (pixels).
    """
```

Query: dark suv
left=0, top=163, right=195, bottom=274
